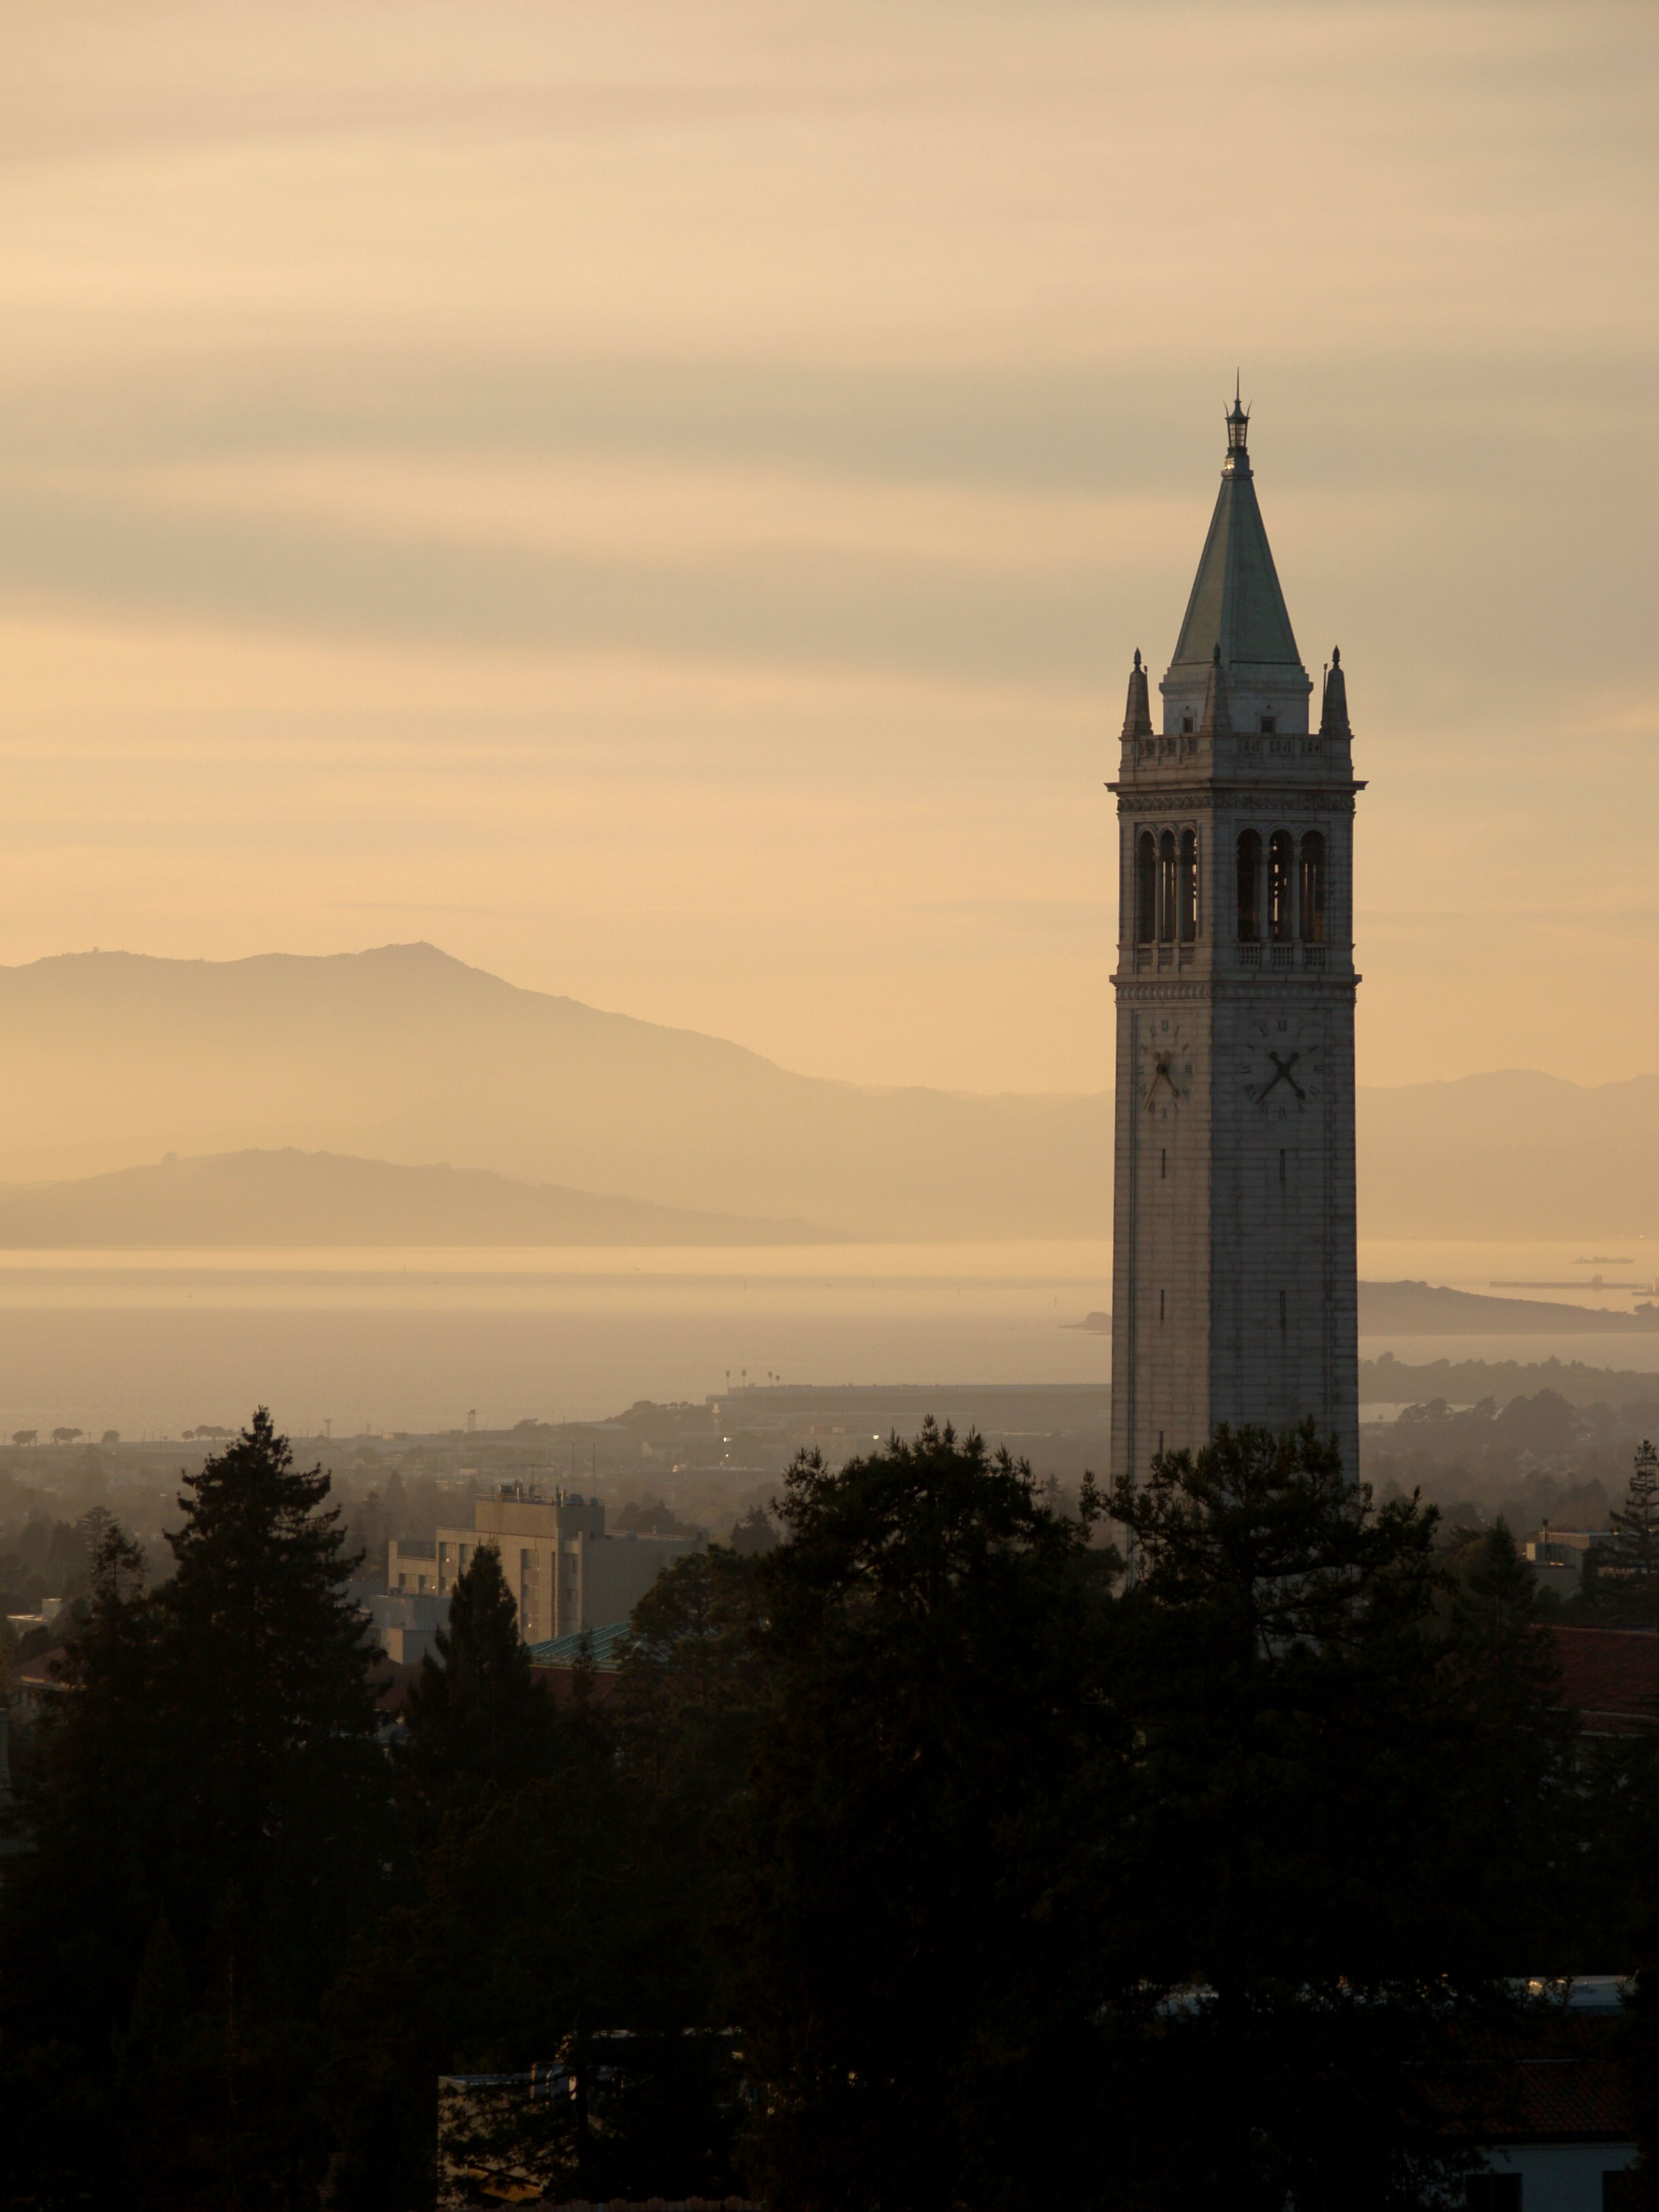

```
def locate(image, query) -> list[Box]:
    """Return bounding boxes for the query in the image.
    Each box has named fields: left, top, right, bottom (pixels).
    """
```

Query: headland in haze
left=0, top=1148, right=828, bottom=1248
left=0, top=943, right=1656, bottom=1244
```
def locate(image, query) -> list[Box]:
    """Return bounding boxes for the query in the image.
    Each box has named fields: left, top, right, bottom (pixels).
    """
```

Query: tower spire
left=1121, top=647, right=1153, bottom=739
left=1319, top=644, right=1351, bottom=739
left=1165, top=389, right=1301, bottom=680
left=1225, top=373, right=1250, bottom=462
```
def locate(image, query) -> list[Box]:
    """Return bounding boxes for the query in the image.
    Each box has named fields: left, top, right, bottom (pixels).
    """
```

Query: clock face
left=1241, top=1014, right=1324, bottom=1118
left=1136, top=1016, right=1195, bottom=1116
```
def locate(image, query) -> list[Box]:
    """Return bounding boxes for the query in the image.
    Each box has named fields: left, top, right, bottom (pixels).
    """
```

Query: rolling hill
left=0, top=945, right=1653, bottom=1241
left=0, top=1149, right=828, bottom=1248
left=0, top=945, right=1110, bottom=1238
left=1355, top=1279, right=1659, bottom=1333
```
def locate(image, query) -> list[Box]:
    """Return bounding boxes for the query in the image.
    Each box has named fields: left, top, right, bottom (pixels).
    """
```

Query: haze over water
left=2, top=1237, right=1655, bottom=1440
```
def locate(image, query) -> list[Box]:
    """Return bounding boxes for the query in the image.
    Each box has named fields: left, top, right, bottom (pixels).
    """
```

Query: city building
left=388, top=1483, right=699, bottom=1644
left=1110, top=392, right=1360, bottom=1483
left=1524, top=1526, right=1617, bottom=1601
left=358, top=1585, right=450, bottom=1666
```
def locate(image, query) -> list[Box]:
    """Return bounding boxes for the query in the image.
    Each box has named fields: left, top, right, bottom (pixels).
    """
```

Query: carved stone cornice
left=1110, top=784, right=1363, bottom=808
left=1110, top=974, right=1361, bottom=1002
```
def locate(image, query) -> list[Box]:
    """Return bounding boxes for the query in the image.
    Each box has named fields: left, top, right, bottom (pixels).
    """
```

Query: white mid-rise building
left=388, top=1485, right=699, bottom=1644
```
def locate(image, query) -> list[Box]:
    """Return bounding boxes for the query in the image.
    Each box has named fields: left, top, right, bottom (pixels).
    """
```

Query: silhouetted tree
left=1612, top=1439, right=1659, bottom=1586
left=732, top=1420, right=1122, bottom=2211
left=1102, top=1422, right=1575, bottom=2208
left=0, top=1413, right=393, bottom=2210
left=615, top=1541, right=766, bottom=1816
left=1574, top=1439, right=1659, bottom=1626
left=3, top=1408, right=1625, bottom=2210
left=727, top=1502, right=777, bottom=1555
left=344, top=1483, right=390, bottom=1583
left=400, top=1540, right=561, bottom=1831
left=1437, top=1519, right=1582, bottom=1961
left=0, top=1517, right=160, bottom=2203
left=329, top=1551, right=740, bottom=2212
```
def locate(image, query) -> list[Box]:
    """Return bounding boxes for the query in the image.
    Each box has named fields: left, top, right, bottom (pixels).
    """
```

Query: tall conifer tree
left=733, top=1420, right=1120, bottom=2211
left=1611, top=1439, right=1659, bottom=1586
left=400, top=1539, right=561, bottom=1828
left=0, top=1411, right=393, bottom=2209
left=0, top=1519, right=161, bottom=2203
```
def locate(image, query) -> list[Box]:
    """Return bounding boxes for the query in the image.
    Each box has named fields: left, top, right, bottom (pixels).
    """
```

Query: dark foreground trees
left=1581, top=1437, right=1659, bottom=1624
left=0, top=1413, right=1649, bottom=2210
left=1094, top=1423, right=1583, bottom=2209
left=325, top=1542, right=722, bottom=2212
left=398, top=1539, right=562, bottom=1835
left=0, top=1412, right=392, bottom=2211
left=720, top=1420, right=1589, bottom=2211
left=733, top=1422, right=1121, bottom=2212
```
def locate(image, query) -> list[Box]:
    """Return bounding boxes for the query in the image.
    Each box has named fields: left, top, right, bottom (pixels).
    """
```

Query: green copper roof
left=527, top=1620, right=631, bottom=1671
left=1168, top=444, right=1302, bottom=675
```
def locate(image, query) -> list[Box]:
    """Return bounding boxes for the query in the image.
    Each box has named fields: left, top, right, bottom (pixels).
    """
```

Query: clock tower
left=1109, top=394, right=1361, bottom=1482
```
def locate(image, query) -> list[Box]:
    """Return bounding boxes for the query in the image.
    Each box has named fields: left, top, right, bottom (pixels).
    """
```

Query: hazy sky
left=0, top=0, right=1654, bottom=1094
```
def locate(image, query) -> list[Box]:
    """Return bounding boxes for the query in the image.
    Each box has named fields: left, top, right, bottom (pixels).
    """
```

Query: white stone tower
left=1109, top=394, right=1360, bottom=1482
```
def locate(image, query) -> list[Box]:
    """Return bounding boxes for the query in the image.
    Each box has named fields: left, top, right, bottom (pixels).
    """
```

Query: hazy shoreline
left=0, top=1241, right=1655, bottom=1439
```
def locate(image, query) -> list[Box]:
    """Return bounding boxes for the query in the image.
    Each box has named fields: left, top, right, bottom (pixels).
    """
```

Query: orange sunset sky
left=0, top=0, right=1654, bottom=1095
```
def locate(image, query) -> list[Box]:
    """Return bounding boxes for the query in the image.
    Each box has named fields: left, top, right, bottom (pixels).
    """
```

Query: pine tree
left=0, top=1412, right=395, bottom=2208
left=1440, top=1520, right=1579, bottom=1969
left=159, top=1411, right=393, bottom=2200
left=157, top=1408, right=384, bottom=1925
left=1101, top=1424, right=1563, bottom=2207
left=0, top=1518, right=163, bottom=2202
left=727, top=1502, right=777, bottom=1555
left=1611, top=1438, right=1659, bottom=1586
left=733, top=1420, right=1121, bottom=2211
left=401, top=1539, right=561, bottom=1828
left=331, top=1551, right=717, bottom=2211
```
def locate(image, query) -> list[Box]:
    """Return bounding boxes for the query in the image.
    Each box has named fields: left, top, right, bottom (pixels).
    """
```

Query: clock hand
left=1257, top=1050, right=1305, bottom=1103
left=1145, top=1052, right=1181, bottom=1104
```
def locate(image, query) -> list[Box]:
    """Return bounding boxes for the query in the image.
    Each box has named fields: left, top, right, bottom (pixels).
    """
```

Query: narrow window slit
left=1157, top=831, right=1177, bottom=943
left=1236, top=830, right=1261, bottom=943
left=1299, top=831, right=1327, bottom=944
left=1135, top=831, right=1156, bottom=945
left=1269, top=831, right=1294, bottom=942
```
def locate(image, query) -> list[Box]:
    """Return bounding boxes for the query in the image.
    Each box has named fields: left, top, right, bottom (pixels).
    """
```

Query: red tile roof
left=1427, top=2014, right=1634, bottom=2144
left=1550, top=1626, right=1659, bottom=1734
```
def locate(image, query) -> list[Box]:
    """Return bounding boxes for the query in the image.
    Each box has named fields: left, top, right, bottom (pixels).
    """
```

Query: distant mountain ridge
left=0, top=1149, right=828, bottom=1248
left=0, top=945, right=1652, bottom=1240
left=0, top=945, right=1111, bottom=1238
